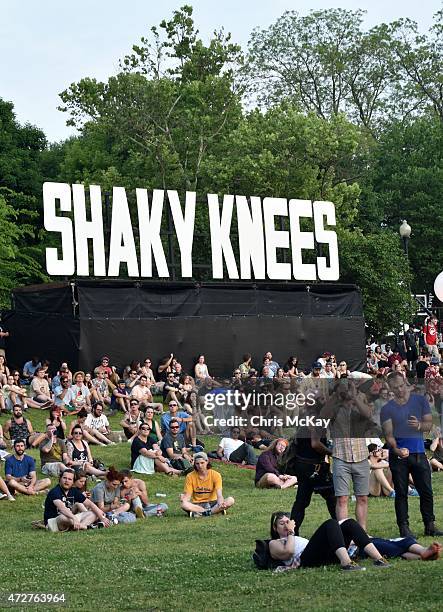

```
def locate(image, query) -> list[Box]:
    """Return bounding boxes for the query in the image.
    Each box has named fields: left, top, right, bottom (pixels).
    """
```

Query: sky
left=1, top=0, right=441, bottom=143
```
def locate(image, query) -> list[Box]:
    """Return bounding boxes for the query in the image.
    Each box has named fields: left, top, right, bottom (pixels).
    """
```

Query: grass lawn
left=1, top=409, right=442, bottom=611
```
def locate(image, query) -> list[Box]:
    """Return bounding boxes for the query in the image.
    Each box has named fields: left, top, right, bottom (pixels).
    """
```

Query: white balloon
left=434, top=271, right=443, bottom=302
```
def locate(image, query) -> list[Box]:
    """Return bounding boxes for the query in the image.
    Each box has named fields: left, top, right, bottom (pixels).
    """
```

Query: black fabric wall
left=5, top=282, right=366, bottom=375
left=80, top=315, right=366, bottom=376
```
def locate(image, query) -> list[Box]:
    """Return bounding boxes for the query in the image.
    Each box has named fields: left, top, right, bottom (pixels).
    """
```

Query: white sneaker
left=0, top=493, right=7, bottom=500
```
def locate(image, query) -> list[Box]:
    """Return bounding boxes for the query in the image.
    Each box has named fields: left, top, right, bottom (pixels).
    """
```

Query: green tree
left=358, top=115, right=443, bottom=294
left=58, top=5, right=244, bottom=192
left=247, top=9, right=393, bottom=132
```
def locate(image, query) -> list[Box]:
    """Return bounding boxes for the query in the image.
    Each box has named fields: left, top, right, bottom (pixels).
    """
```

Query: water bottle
left=155, top=493, right=167, bottom=498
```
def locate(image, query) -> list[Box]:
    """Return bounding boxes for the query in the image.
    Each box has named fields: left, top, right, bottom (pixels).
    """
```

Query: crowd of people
left=0, top=322, right=442, bottom=572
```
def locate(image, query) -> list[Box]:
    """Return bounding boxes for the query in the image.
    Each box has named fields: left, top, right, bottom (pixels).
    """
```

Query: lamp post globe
left=399, top=220, right=411, bottom=255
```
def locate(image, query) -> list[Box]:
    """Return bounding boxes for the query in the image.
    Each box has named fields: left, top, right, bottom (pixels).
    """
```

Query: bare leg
left=336, top=496, right=349, bottom=522
left=355, top=496, right=368, bottom=531
left=210, top=496, right=235, bottom=514
left=373, top=469, right=395, bottom=495
left=84, top=465, right=107, bottom=478
left=82, top=429, right=107, bottom=446
left=430, top=458, right=443, bottom=471
left=154, top=459, right=181, bottom=476
left=35, top=478, right=51, bottom=492
left=89, top=429, right=113, bottom=445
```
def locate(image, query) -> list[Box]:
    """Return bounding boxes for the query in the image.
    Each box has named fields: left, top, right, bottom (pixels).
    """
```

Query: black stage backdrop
left=5, top=282, right=366, bottom=375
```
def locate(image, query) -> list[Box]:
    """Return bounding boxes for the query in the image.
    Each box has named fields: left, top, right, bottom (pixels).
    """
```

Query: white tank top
left=282, top=536, right=309, bottom=566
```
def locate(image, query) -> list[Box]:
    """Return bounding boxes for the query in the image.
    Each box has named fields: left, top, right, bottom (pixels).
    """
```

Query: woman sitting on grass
left=64, top=425, right=107, bottom=478
left=255, top=439, right=298, bottom=489
left=268, top=513, right=389, bottom=571
left=180, top=451, right=235, bottom=518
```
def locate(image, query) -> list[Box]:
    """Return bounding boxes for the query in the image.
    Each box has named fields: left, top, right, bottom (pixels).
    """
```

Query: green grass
left=1, top=410, right=443, bottom=611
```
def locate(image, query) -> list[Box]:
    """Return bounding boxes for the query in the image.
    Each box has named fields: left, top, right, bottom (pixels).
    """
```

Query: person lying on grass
left=269, top=513, right=390, bottom=571
left=180, top=452, right=235, bottom=518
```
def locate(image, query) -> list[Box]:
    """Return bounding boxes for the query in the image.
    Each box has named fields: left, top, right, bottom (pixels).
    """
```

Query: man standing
left=382, top=372, right=443, bottom=537
left=5, top=439, right=51, bottom=496
left=44, top=468, right=110, bottom=531
left=322, top=381, right=372, bottom=530
left=422, top=316, right=439, bottom=360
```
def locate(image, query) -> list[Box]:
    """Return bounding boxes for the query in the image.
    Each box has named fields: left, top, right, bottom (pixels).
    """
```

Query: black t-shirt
left=163, top=380, right=180, bottom=401
left=161, top=432, right=186, bottom=457
left=296, top=426, right=328, bottom=463
left=416, top=361, right=429, bottom=379
left=130, top=435, right=155, bottom=468
left=44, top=484, right=86, bottom=524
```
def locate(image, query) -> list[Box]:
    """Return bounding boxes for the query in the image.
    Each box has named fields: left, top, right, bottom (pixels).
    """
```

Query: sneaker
left=341, top=562, right=366, bottom=571
left=96, top=521, right=105, bottom=529
left=7, top=495, right=15, bottom=502
left=189, top=512, right=203, bottom=518
left=373, top=557, right=390, bottom=568
left=0, top=493, right=7, bottom=500
left=388, top=491, right=396, bottom=498
left=135, top=506, right=145, bottom=520
left=190, top=445, right=204, bottom=453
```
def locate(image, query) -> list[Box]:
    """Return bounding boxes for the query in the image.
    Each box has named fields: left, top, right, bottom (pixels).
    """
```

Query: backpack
left=252, top=539, right=281, bottom=570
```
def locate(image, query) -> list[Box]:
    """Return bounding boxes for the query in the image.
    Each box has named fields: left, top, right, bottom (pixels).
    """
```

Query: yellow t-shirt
left=184, top=469, right=222, bottom=503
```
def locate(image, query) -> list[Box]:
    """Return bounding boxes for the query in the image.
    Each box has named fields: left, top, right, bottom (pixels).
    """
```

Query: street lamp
left=399, top=220, right=411, bottom=256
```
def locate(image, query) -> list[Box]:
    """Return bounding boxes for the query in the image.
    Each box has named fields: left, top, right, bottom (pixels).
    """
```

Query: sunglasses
left=169, top=403, right=177, bottom=407
left=170, top=426, right=180, bottom=430
left=130, top=402, right=139, bottom=406
left=140, top=427, right=151, bottom=431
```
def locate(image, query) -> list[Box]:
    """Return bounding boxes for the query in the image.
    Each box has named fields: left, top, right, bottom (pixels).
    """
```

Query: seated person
left=45, top=406, right=67, bottom=440
left=3, top=404, right=46, bottom=448
left=121, top=400, right=145, bottom=441
left=64, top=426, right=107, bottom=478
left=131, top=423, right=181, bottom=476
left=91, top=369, right=111, bottom=406
left=268, top=513, right=388, bottom=571
left=430, top=428, right=443, bottom=472
left=120, top=469, right=168, bottom=518
left=217, top=427, right=257, bottom=465
left=110, top=379, right=131, bottom=415
left=53, top=375, right=74, bottom=413
left=68, top=409, right=108, bottom=446
left=5, top=439, right=51, bottom=496
left=160, top=418, right=193, bottom=471
left=90, top=467, right=135, bottom=524
left=368, top=444, right=395, bottom=497
left=180, top=452, right=235, bottom=517
left=255, top=439, right=297, bottom=489
left=0, top=473, right=15, bottom=501
left=68, top=371, right=92, bottom=412
left=22, top=356, right=41, bottom=383
left=44, top=468, right=110, bottom=532
left=30, top=367, right=53, bottom=408
left=161, top=400, right=197, bottom=449
left=84, top=403, right=114, bottom=445
left=40, top=425, right=68, bottom=477
left=130, top=375, right=162, bottom=413
left=144, top=406, right=163, bottom=443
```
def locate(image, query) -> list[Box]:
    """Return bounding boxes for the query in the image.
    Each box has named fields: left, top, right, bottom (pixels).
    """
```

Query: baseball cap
left=193, top=452, right=208, bottom=462
left=312, top=362, right=323, bottom=369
